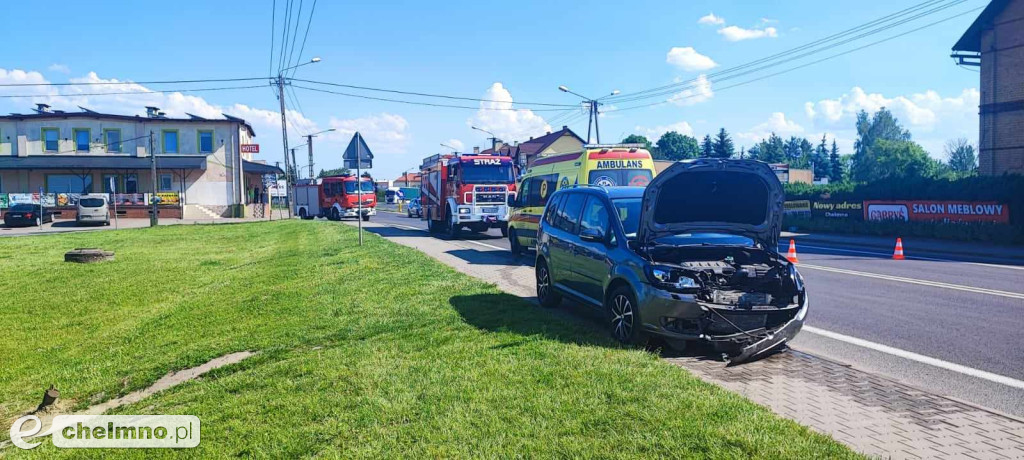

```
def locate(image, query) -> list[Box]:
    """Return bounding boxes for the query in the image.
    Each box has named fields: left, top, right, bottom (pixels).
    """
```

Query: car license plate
left=482, top=207, right=497, bottom=213
left=9, top=214, right=21, bottom=218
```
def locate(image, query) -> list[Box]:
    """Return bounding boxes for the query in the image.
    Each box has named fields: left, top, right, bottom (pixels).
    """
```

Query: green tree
left=700, top=135, right=714, bottom=158
left=754, top=133, right=786, bottom=163
left=622, top=134, right=652, bottom=150
left=656, top=132, right=700, bottom=161
left=318, top=167, right=350, bottom=178
left=828, top=140, right=844, bottom=183
left=812, top=135, right=830, bottom=179
left=944, top=137, right=977, bottom=177
left=711, top=128, right=735, bottom=158
left=851, top=107, right=923, bottom=181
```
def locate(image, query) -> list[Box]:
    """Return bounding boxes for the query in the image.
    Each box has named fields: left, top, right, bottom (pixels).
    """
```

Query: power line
left=291, top=78, right=578, bottom=107
left=285, top=0, right=304, bottom=73
left=0, top=77, right=270, bottom=87
left=268, top=0, right=276, bottom=80
left=291, top=84, right=570, bottom=111
left=290, top=0, right=318, bottom=79
left=606, top=5, right=984, bottom=113
left=0, top=84, right=270, bottom=98
left=607, top=0, right=965, bottom=104
left=278, top=0, right=293, bottom=73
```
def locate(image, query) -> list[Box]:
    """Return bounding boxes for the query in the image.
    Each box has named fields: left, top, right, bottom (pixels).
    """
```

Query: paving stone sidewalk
left=667, top=350, right=1024, bottom=459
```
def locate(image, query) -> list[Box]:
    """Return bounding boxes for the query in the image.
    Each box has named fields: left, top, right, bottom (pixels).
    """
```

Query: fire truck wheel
left=330, top=208, right=340, bottom=221
left=299, top=208, right=308, bottom=219
left=446, top=211, right=461, bottom=239
left=361, top=215, right=370, bottom=222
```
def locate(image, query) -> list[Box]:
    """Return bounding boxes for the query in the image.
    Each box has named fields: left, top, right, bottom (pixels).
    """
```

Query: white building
left=0, top=105, right=281, bottom=218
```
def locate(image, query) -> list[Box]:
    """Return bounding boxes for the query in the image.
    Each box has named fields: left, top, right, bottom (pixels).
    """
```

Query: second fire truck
left=419, top=152, right=516, bottom=238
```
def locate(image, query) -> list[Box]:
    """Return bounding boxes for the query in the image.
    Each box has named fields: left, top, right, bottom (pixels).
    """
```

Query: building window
left=73, top=128, right=91, bottom=152
left=159, top=173, right=173, bottom=191
left=41, top=128, right=59, bottom=152
left=104, top=129, right=122, bottom=153
left=46, top=174, right=93, bottom=193
left=198, top=130, right=214, bottom=154
left=162, top=129, right=179, bottom=154
left=102, top=174, right=120, bottom=193
left=124, top=174, right=138, bottom=193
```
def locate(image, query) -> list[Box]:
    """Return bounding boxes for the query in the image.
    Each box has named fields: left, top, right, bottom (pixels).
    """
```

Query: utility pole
left=592, top=100, right=601, bottom=144
left=149, top=131, right=158, bottom=227
left=558, top=86, right=618, bottom=144
left=306, top=136, right=314, bottom=179
left=276, top=74, right=293, bottom=218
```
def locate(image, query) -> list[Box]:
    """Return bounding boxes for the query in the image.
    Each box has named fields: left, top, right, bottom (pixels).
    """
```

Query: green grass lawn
left=0, top=221, right=859, bottom=458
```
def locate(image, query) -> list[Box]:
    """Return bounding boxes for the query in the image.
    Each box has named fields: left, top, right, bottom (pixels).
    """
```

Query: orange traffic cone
left=893, top=238, right=905, bottom=260
left=786, top=239, right=799, bottom=263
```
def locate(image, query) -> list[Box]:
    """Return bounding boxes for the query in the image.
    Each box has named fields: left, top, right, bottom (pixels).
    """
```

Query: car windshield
left=80, top=198, right=105, bottom=207
left=588, top=169, right=653, bottom=187
left=612, top=198, right=642, bottom=237
left=10, top=204, right=37, bottom=212
left=460, top=162, right=513, bottom=184
left=344, top=181, right=376, bottom=193
left=653, top=233, right=755, bottom=247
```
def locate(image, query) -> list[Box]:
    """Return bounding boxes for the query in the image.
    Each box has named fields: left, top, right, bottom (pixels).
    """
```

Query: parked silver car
left=76, top=195, right=110, bottom=226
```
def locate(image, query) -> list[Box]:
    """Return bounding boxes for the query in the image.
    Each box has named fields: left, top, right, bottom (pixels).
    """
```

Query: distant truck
left=419, top=152, right=516, bottom=238
left=294, top=174, right=377, bottom=221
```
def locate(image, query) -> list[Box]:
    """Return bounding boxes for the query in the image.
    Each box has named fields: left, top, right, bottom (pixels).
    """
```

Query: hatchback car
left=76, top=194, right=110, bottom=226
left=406, top=199, right=422, bottom=218
left=534, top=159, right=807, bottom=363
left=4, top=204, right=55, bottom=227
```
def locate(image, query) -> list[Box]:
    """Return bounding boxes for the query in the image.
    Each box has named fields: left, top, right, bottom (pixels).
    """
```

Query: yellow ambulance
left=506, top=144, right=656, bottom=254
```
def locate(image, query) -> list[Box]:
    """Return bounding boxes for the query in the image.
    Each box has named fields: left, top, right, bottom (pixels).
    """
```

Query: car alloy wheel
left=536, top=262, right=561, bottom=308
left=35, top=217, right=41, bottom=226
left=609, top=293, right=635, bottom=343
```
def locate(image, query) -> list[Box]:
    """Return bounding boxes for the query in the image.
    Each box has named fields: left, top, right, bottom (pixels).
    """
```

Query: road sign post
left=342, top=133, right=374, bottom=246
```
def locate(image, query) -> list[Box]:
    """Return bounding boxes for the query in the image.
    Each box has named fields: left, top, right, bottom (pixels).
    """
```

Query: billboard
left=111, top=193, right=147, bottom=206
left=812, top=201, right=863, bottom=220
left=783, top=200, right=811, bottom=216
left=864, top=200, right=1010, bottom=224
left=155, top=192, right=180, bottom=205
left=9, top=193, right=39, bottom=205
left=0, top=194, right=7, bottom=208
left=56, top=193, right=82, bottom=207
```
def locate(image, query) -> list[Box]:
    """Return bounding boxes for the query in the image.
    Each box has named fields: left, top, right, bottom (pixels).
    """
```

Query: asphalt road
left=363, top=211, right=1024, bottom=417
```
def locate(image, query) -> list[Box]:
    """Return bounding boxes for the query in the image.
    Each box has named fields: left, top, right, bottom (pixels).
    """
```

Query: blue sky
left=0, top=0, right=984, bottom=180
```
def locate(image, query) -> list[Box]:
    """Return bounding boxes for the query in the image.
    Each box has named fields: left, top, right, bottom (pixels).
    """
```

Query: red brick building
left=952, top=0, right=1024, bottom=175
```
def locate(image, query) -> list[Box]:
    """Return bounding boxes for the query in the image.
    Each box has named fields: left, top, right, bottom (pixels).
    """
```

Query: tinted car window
left=80, top=198, right=105, bottom=207
left=588, top=169, right=653, bottom=187
left=579, top=196, right=610, bottom=234
left=525, top=174, right=558, bottom=208
left=543, top=193, right=563, bottom=226
left=556, top=193, right=586, bottom=234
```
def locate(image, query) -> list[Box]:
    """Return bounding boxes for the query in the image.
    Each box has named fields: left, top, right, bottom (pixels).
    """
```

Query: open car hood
left=638, top=159, right=784, bottom=249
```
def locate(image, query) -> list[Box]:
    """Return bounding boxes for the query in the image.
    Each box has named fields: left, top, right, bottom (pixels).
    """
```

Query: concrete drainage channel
left=0, top=351, right=255, bottom=449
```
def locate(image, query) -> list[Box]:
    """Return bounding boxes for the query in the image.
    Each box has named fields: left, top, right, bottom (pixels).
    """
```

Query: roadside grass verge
left=0, top=221, right=859, bottom=458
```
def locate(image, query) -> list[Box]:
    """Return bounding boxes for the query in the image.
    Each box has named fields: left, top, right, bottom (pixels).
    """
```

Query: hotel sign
left=240, top=144, right=260, bottom=154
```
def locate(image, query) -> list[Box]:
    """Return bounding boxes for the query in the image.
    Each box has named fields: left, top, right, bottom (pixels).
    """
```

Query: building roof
left=953, top=0, right=1012, bottom=52
left=518, top=126, right=585, bottom=157
left=0, top=155, right=207, bottom=170
left=242, top=160, right=284, bottom=175
left=395, top=172, right=421, bottom=182
left=0, top=108, right=256, bottom=137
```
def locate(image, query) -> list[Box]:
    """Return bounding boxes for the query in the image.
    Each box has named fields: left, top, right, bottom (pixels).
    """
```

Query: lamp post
left=471, top=126, right=501, bottom=152
left=440, top=143, right=458, bottom=153
left=303, top=128, right=336, bottom=179
left=557, top=85, right=619, bottom=144
left=276, top=57, right=321, bottom=217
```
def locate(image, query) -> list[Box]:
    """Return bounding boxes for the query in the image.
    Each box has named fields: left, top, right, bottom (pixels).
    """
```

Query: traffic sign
left=342, top=132, right=373, bottom=169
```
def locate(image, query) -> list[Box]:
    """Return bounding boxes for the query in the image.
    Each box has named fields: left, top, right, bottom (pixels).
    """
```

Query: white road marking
left=798, top=263, right=1024, bottom=299
left=779, top=243, right=1024, bottom=271
left=803, top=326, right=1024, bottom=390
left=465, top=240, right=507, bottom=251
left=389, top=223, right=423, bottom=231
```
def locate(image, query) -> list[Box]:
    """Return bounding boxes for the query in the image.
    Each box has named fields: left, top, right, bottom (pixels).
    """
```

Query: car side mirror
left=507, top=195, right=516, bottom=207
left=579, top=228, right=607, bottom=244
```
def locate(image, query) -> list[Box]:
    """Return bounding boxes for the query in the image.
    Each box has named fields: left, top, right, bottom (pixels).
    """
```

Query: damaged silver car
left=534, top=158, right=807, bottom=363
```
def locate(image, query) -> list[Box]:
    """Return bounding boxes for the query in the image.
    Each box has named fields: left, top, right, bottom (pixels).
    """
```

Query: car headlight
left=458, top=208, right=470, bottom=214
left=645, top=265, right=699, bottom=290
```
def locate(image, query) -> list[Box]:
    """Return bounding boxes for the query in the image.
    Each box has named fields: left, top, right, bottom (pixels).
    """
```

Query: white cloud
left=804, top=86, right=979, bottom=133
left=48, top=63, right=70, bottom=74
left=668, top=74, right=714, bottom=106
left=468, top=83, right=551, bottom=143
left=718, top=25, right=778, bottom=41
left=697, top=12, right=725, bottom=25
left=666, top=47, right=718, bottom=72
left=737, top=112, right=804, bottom=144
left=636, top=121, right=694, bottom=141
left=0, top=68, right=56, bottom=99
left=444, top=138, right=465, bottom=152
left=327, top=113, right=410, bottom=154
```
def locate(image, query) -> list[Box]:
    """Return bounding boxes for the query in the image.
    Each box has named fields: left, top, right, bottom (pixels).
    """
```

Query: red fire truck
left=420, top=152, right=516, bottom=238
left=294, top=174, right=377, bottom=221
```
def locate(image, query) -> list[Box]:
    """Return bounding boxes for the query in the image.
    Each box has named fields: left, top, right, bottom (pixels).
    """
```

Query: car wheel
left=407, top=209, right=412, bottom=218
left=536, top=260, right=561, bottom=308
left=500, top=224, right=509, bottom=238
left=361, top=214, right=370, bottom=222
left=607, top=286, right=645, bottom=345
left=509, top=228, right=523, bottom=255
left=299, top=208, right=307, bottom=219
left=35, top=217, right=41, bottom=226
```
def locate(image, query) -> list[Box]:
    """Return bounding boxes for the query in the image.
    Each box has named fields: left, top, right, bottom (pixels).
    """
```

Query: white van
left=76, top=194, right=110, bottom=226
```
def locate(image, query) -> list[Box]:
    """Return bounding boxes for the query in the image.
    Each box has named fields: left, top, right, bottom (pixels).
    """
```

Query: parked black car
left=534, top=159, right=807, bottom=363
left=4, top=204, right=55, bottom=227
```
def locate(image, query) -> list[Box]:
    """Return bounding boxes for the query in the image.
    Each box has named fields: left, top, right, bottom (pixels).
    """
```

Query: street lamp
left=440, top=142, right=458, bottom=153
left=471, top=126, right=501, bottom=152
left=557, top=85, right=619, bottom=144
left=302, top=128, right=336, bottom=178
left=276, top=56, right=322, bottom=217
